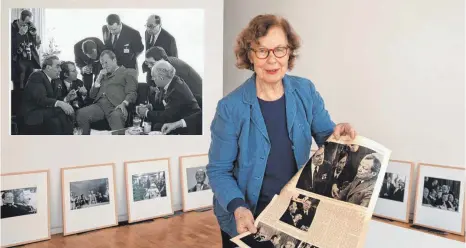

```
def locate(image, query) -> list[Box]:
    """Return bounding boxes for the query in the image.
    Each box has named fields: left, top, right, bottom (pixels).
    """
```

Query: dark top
left=227, top=94, right=298, bottom=217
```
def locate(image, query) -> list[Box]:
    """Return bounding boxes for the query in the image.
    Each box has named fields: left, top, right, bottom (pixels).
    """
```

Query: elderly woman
left=207, top=14, right=357, bottom=247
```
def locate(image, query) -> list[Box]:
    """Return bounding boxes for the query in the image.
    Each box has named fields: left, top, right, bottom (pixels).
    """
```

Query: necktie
left=312, top=166, right=318, bottom=189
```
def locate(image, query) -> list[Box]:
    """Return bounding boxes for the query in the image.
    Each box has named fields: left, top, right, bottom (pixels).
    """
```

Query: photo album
left=231, top=135, right=392, bottom=248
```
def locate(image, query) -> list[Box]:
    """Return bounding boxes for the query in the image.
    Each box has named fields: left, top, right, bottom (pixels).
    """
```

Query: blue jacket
left=207, top=73, right=335, bottom=237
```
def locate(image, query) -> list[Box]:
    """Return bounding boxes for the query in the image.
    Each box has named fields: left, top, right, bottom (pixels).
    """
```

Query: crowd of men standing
left=11, top=10, right=202, bottom=135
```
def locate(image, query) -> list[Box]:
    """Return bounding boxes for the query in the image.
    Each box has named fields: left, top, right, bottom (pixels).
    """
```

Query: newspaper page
left=231, top=135, right=392, bottom=248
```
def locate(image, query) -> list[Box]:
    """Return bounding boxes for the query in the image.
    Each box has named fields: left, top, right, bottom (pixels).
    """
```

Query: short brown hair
left=234, top=14, right=300, bottom=71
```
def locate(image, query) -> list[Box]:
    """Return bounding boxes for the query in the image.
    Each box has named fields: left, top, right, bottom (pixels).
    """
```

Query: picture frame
left=61, top=163, right=118, bottom=236
left=413, top=163, right=465, bottom=236
left=180, top=154, right=213, bottom=212
left=124, top=158, right=174, bottom=223
left=373, top=160, right=414, bottom=223
left=1, top=170, right=51, bottom=247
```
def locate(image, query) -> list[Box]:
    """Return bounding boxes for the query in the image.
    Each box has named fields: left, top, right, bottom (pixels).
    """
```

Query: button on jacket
left=207, top=73, right=335, bottom=237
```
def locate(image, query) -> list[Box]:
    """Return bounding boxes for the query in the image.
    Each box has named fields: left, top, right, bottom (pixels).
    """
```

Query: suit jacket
left=102, top=24, right=144, bottom=69
left=338, top=177, right=376, bottom=207
left=379, top=181, right=394, bottom=199
left=146, top=75, right=200, bottom=124
left=183, top=109, right=202, bottom=135
left=21, top=71, right=60, bottom=125
left=299, top=208, right=316, bottom=229
left=144, top=28, right=177, bottom=59
left=324, top=167, right=352, bottom=197
left=74, top=37, right=105, bottom=76
left=90, top=66, right=138, bottom=107
left=11, top=20, right=40, bottom=67
left=296, top=160, right=331, bottom=196
left=188, top=183, right=211, bottom=192
left=56, top=79, right=88, bottom=109
left=391, top=188, right=405, bottom=202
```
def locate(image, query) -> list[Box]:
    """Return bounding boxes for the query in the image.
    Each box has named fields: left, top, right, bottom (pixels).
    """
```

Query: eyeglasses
left=250, top=46, right=289, bottom=59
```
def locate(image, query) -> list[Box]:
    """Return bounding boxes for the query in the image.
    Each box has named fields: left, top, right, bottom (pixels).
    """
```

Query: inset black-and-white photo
left=1, top=187, right=38, bottom=219
left=379, top=172, right=406, bottom=202
left=132, top=171, right=167, bottom=201
left=186, top=166, right=211, bottom=193
left=422, top=176, right=461, bottom=212
left=239, top=222, right=303, bottom=248
left=279, top=194, right=320, bottom=232
left=70, top=178, right=110, bottom=210
left=10, top=8, right=203, bottom=135
left=296, top=141, right=382, bottom=208
left=297, top=242, right=319, bottom=248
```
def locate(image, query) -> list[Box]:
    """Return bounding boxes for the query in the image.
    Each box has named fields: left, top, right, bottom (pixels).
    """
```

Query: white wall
left=223, top=0, right=465, bottom=247
left=1, top=0, right=223, bottom=234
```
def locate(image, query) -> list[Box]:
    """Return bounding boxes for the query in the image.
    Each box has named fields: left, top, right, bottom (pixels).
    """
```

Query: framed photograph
left=1, top=170, right=50, bottom=247
left=61, top=163, right=118, bottom=236
left=373, top=160, right=414, bottom=223
left=124, top=158, right=174, bottom=223
left=180, top=154, right=213, bottom=212
left=8, top=7, right=204, bottom=136
left=413, top=163, right=465, bottom=235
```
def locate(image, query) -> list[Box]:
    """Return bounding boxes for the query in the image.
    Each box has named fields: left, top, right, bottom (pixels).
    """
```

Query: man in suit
left=328, top=151, right=353, bottom=198
left=280, top=201, right=299, bottom=227
left=21, top=55, right=75, bottom=135
left=145, top=46, right=202, bottom=108
left=58, top=61, right=89, bottom=110
left=337, top=153, right=382, bottom=207
left=76, top=50, right=138, bottom=135
left=102, top=14, right=144, bottom=72
left=142, top=15, right=178, bottom=85
left=298, top=198, right=316, bottom=231
left=391, top=179, right=405, bottom=202
left=74, top=37, right=105, bottom=91
left=379, top=173, right=394, bottom=199
left=296, top=147, right=331, bottom=195
left=11, top=9, right=41, bottom=90
left=135, top=60, right=200, bottom=133
left=188, top=169, right=211, bottom=192
left=345, top=144, right=375, bottom=181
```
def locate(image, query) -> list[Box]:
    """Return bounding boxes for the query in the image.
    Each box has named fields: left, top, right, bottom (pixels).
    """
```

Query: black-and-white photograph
left=378, top=172, right=406, bottom=202
left=1, top=187, right=37, bottom=219
left=279, top=194, right=320, bottom=232
left=297, top=242, right=319, bottom=248
left=10, top=8, right=203, bottom=135
left=296, top=141, right=382, bottom=208
left=238, top=222, right=305, bottom=248
left=132, top=171, right=167, bottom=201
left=422, top=176, right=461, bottom=212
left=70, top=178, right=110, bottom=210
left=186, top=166, right=211, bottom=193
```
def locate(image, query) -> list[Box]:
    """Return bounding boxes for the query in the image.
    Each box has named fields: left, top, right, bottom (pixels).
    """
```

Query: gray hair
left=151, top=59, right=176, bottom=80
left=41, top=55, right=59, bottom=69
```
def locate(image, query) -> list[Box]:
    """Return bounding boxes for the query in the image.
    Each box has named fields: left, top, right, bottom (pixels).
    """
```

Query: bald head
left=151, top=60, right=176, bottom=87
left=146, top=15, right=162, bottom=35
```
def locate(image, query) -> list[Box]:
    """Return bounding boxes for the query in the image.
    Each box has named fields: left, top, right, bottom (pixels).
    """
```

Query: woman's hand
left=332, top=123, right=357, bottom=140
left=234, top=207, right=257, bottom=234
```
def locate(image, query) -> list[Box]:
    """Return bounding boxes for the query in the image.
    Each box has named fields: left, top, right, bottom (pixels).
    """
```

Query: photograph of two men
left=10, top=8, right=204, bottom=135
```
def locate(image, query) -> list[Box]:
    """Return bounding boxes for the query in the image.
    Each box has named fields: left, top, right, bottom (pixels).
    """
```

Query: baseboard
left=51, top=203, right=183, bottom=235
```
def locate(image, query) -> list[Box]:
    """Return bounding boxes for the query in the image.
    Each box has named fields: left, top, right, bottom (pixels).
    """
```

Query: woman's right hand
left=234, top=206, right=257, bottom=234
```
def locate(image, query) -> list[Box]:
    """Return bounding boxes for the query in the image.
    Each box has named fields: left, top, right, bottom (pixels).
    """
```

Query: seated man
left=76, top=50, right=138, bottom=135
left=20, top=55, right=75, bottom=134
left=144, top=46, right=202, bottom=108
left=136, top=60, right=200, bottom=134
left=57, top=61, right=89, bottom=111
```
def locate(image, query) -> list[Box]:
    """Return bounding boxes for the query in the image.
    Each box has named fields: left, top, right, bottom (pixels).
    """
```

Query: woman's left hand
left=332, top=123, right=357, bottom=140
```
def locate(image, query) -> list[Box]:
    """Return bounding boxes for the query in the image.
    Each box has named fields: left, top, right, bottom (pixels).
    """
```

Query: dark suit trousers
left=25, top=108, right=73, bottom=135
left=81, top=73, right=95, bottom=93
left=76, top=97, right=126, bottom=135
left=13, top=59, right=35, bottom=90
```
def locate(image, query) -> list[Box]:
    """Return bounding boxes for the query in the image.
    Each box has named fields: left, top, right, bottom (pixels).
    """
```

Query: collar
left=43, top=71, right=53, bottom=83
left=242, top=73, right=295, bottom=105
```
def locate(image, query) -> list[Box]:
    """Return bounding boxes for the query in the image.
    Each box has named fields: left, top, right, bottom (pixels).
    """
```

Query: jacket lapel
left=283, top=75, right=297, bottom=138
left=242, top=74, right=270, bottom=143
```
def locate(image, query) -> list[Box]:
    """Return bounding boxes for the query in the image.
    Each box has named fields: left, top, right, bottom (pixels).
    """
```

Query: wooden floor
left=21, top=210, right=222, bottom=248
